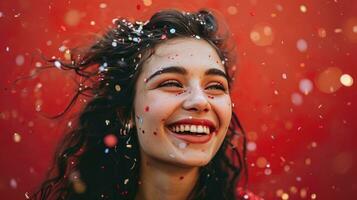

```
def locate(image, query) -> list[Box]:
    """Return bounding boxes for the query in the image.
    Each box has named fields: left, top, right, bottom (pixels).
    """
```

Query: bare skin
left=133, top=37, right=231, bottom=200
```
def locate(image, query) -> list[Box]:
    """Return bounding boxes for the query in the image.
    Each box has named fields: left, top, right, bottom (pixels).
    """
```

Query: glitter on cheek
left=144, top=106, right=149, bottom=112
left=178, top=142, right=187, bottom=149
left=176, top=90, right=186, bottom=96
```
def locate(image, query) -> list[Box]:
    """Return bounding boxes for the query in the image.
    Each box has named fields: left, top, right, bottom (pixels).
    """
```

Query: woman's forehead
left=142, top=37, right=224, bottom=74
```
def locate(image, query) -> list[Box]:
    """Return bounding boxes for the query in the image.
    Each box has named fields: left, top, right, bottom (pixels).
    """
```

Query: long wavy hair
left=30, top=9, right=248, bottom=200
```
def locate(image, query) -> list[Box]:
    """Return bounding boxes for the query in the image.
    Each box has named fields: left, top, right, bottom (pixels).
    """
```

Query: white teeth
left=180, top=125, right=185, bottom=132
left=190, top=125, right=197, bottom=132
left=197, top=125, right=203, bottom=133
left=184, top=125, right=190, bottom=131
left=170, top=124, right=211, bottom=134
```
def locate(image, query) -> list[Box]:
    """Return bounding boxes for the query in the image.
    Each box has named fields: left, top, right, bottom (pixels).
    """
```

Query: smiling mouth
left=168, top=124, right=212, bottom=135
left=166, top=125, right=215, bottom=144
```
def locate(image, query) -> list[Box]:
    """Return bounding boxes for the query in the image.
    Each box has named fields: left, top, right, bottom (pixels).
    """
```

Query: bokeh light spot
left=299, top=78, right=314, bottom=95
left=340, top=74, right=353, bottom=87
left=104, top=134, right=118, bottom=148
left=227, top=6, right=238, bottom=15
left=64, top=9, right=82, bottom=26
left=142, top=0, right=152, bottom=6
left=250, top=24, right=274, bottom=46
left=300, top=4, right=307, bottom=13
left=315, top=67, right=343, bottom=93
left=256, top=157, right=268, bottom=168
left=291, top=92, right=303, bottom=106
left=13, top=133, right=21, bottom=143
left=318, top=28, right=327, bottom=38
left=296, top=39, right=308, bottom=52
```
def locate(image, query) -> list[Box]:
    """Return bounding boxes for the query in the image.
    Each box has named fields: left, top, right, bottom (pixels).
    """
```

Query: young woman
left=30, top=9, right=252, bottom=200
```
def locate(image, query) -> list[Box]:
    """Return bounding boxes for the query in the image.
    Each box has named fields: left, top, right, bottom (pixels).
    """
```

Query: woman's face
left=133, top=37, right=232, bottom=167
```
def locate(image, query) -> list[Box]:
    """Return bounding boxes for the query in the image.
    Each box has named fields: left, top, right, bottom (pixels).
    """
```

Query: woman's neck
left=135, top=152, right=199, bottom=200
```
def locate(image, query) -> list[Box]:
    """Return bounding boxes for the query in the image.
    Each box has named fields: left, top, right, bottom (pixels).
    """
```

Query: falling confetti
left=299, top=78, right=313, bottom=95
left=291, top=92, right=303, bottom=106
left=340, top=74, right=353, bottom=87
left=13, top=133, right=21, bottom=143
left=142, top=0, right=152, bottom=6
left=15, top=55, right=25, bottom=66
left=104, top=134, right=117, bottom=147
left=299, top=4, right=307, bottom=13
left=10, top=178, right=17, bottom=189
left=296, top=39, right=308, bottom=52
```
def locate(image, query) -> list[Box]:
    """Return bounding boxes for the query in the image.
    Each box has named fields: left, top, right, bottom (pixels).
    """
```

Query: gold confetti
left=143, top=0, right=152, bottom=6
left=115, top=84, right=121, bottom=92
left=300, top=5, right=307, bottom=13
left=13, top=133, right=21, bottom=143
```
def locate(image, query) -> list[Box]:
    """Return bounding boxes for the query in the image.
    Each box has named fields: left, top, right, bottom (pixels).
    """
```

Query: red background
left=1, top=0, right=356, bottom=199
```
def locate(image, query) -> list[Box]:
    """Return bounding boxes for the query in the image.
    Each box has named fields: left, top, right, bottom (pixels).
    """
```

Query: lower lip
left=167, top=128, right=214, bottom=144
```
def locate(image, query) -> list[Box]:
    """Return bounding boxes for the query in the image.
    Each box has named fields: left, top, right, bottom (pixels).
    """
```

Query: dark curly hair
left=29, top=9, right=248, bottom=200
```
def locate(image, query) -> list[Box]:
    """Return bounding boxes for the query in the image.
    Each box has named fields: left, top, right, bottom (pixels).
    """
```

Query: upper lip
left=167, top=118, right=217, bottom=132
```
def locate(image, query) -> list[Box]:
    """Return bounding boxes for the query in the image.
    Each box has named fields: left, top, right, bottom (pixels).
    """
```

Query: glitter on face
left=178, top=142, right=187, bottom=149
left=340, top=74, right=353, bottom=87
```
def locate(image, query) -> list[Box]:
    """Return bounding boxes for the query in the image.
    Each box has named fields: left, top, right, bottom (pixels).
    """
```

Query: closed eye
left=206, top=83, right=227, bottom=92
left=158, top=80, right=183, bottom=88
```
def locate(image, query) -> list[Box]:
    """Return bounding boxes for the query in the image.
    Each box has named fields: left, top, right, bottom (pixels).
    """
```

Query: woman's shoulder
left=236, top=187, right=264, bottom=200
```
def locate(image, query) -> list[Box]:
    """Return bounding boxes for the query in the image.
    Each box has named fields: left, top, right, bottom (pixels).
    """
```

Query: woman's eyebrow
left=205, top=68, right=229, bottom=81
left=146, top=66, right=187, bottom=82
left=145, top=66, right=228, bottom=83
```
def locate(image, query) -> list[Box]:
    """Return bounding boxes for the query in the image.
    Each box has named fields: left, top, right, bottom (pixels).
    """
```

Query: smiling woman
left=30, top=9, right=251, bottom=200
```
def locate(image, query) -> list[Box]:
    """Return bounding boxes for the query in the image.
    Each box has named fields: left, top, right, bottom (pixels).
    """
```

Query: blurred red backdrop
left=1, top=0, right=356, bottom=199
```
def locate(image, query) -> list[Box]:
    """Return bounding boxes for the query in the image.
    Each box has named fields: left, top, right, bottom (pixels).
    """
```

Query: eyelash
left=159, top=80, right=226, bottom=91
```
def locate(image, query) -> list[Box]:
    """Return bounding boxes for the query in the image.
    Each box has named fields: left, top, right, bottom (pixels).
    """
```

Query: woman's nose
left=182, top=87, right=210, bottom=113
